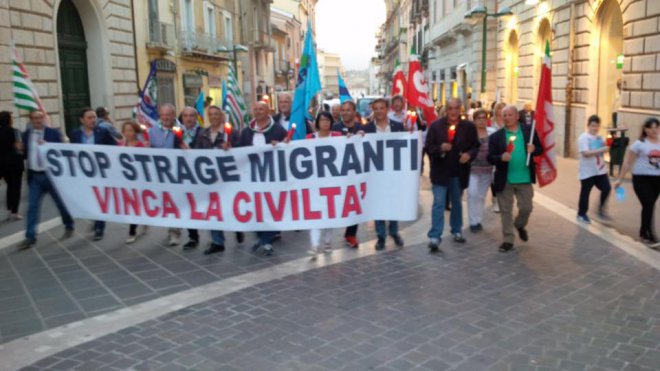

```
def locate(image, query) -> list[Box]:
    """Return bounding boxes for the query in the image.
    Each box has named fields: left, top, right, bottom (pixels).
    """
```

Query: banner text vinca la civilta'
left=39, top=133, right=422, bottom=231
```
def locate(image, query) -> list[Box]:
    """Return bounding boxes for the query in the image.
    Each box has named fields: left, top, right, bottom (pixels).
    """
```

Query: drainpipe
left=130, top=0, right=140, bottom=94
left=564, top=2, right=576, bottom=158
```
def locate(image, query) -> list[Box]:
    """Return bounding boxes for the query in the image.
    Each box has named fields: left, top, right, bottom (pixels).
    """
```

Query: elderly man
left=273, top=93, right=292, bottom=128
left=426, top=98, right=480, bottom=252
left=487, top=105, right=543, bottom=253
left=330, top=103, right=341, bottom=122
left=388, top=95, right=406, bottom=123
left=149, top=104, right=185, bottom=246
left=362, top=98, right=405, bottom=250
left=236, top=101, right=288, bottom=255
left=178, top=106, right=204, bottom=250
left=18, top=111, right=74, bottom=249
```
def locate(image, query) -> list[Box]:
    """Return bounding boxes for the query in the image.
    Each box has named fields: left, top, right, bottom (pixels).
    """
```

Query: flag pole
left=526, top=118, right=535, bottom=167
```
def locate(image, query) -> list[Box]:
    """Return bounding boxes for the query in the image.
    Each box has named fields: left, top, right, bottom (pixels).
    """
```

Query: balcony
left=251, top=30, right=275, bottom=51
left=146, top=21, right=175, bottom=50
left=179, top=30, right=231, bottom=61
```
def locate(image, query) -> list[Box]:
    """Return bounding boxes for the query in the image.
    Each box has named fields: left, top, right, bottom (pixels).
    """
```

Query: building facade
left=0, top=0, right=137, bottom=135
left=318, top=50, right=343, bottom=98
left=271, top=7, right=301, bottom=93
left=272, top=0, right=317, bottom=35
left=496, top=0, right=660, bottom=157
left=375, top=0, right=413, bottom=94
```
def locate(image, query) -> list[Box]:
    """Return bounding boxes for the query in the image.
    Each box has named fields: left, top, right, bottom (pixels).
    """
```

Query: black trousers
left=632, top=175, right=660, bottom=240
left=1, top=169, right=23, bottom=214
left=188, top=229, right=199, bottom=241
left=578, top=174, right=611, bottom=216
left=344, top=224, right=358, bottom=238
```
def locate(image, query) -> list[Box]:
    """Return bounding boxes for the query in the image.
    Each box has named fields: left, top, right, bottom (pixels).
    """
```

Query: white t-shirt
left=376, top=124, right=391, bottom=133
left=252, top=132, right=266, bottom=146
left=629, top=139, right=660, bottom=176
left=578, top=132, right=608, bottom=179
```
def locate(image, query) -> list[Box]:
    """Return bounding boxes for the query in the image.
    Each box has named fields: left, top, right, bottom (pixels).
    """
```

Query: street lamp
left=465, top=5, right=513, bottom=98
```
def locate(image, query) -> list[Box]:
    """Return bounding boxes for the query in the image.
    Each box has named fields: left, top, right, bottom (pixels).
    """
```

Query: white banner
left=39, top=133, right=422, bottom=231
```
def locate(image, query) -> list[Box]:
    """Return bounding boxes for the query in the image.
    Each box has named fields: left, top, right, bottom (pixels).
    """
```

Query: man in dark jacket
left=18, top=111, right=74, bottom=249
left=425, top=98, right=480, bottom=252
left=70, top=107, right=117, bottom=240
left=487, top=105, right=543, bottom=253
left=236, top=101, right=288, bottom=255
left=363, top=98, right=405, bottom=250
left=179, top=106, right=203, bottom=250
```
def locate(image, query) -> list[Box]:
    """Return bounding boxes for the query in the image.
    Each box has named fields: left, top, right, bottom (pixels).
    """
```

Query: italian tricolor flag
left=533, top=41, right=557, bottom=187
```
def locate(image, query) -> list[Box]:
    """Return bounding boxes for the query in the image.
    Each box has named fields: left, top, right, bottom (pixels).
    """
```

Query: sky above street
left=315, top=0, right=386, bottom=71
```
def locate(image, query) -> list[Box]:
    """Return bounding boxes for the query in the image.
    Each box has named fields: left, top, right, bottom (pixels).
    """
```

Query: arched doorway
left=533, top=18, right=552, bottom=102
left=57, top=0, right=90, bottom=135
left=505, top=31, right=519, bottom=104
left=594, top=0, right=623, bottom=127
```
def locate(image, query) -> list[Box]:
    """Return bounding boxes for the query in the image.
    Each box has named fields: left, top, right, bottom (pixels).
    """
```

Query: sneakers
left=391, top=234, right=404, bottom=247
left=428, top=238, right=441, bottom=253
left=262, top=244, right=274, bottom=256
left=375, top=238, right=385, bottom=251
left=345, top=236, right=359, bottom=248
left=469, top=224, right=483, bottom=233
left=323, top=242, right=333, bottom=253
left=168, top=234, right=180, bottom=246
left=576, top=214, right=591, bottom=224
left=498, top=242, right=514, bottom=252
left=492, top=198, right=500, bottom=213
left=183, top=240, right=199, bottom=251
left=204, top=243, right=225, bottom=255
left=17, top=239, right=35, bottom=250
left=9, top=213, right=22, bottom=221
left=93, top=231, right=104, bottom=241
left=125, top=235, right=137, bottom=244
left=516, top=227, right=529, bottom=242
left=453, top=233, right=466, bottom=243
left=308, top=246, right=321, bottom=256
left=61, top=229, right=74, bottom=240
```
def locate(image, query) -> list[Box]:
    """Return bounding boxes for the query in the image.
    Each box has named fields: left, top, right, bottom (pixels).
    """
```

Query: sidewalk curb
left=534, top=192, right=660, bottom=270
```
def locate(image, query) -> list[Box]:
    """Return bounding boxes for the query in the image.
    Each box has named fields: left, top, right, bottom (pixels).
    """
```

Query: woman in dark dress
left=0, top=111, right=25, bottom=221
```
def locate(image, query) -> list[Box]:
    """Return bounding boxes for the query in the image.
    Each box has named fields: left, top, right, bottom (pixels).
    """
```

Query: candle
left=140, top=124, right=149, bottom=143
left=507, top=136, right=516, bottom=153
left=448, top=125, right=456, bottom=142
left=172, top=126, right=183, bottom=140
left=224, top=122, right=232, bottom=143
left=405, top=110, right=411, bottom=126
left=410, top=111, right=417, bottom=131
left=606, top=134, right=613, bottom=147
left=287, top=123, right=297, bottom=141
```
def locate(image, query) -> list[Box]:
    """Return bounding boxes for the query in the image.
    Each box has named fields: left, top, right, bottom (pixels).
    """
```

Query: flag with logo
left=290, top=20, right=322, bottom=140
left=136, top=60, right=159, bottom=128
left=11, top=44, right=49, bottom=122
left=391, top=60, right=407, bottom=100
left=531, top=41, right=557, bottom=187
left=407, top=48, right=437, bottom=123
left=338, top=70, right=352, bottom=103
left=223, top=65, right=249, bottom=130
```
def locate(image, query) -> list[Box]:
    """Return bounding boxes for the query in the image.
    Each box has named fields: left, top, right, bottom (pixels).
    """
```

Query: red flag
left=407, top=53, right=437, bottom=123
left=532, top=41, right=557, bottom=187
left=391, top=61, right=406, bottom=99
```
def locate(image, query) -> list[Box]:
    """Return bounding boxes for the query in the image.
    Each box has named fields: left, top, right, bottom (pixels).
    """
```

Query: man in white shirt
left=18, top=111, right=74, bottom=249
left=388, top=95, right=407, bottom=123
left=577, top=115, right=611, bottom=224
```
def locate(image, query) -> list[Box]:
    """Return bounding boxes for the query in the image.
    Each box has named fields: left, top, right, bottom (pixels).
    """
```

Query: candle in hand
left=507, top=136, right=516, bottom=154
left=224, top=122, right=232, bottom=142
left=448, top=125, right=456, bottom=142
left=172, top=126, right=183, bottom=140
left=606, top=134, right=613, bottom=147
left=410, top=111, right=417, bottom=130
left=287, top=123, right=297, bottom=141
left=140, top=124, right=149, bottom=143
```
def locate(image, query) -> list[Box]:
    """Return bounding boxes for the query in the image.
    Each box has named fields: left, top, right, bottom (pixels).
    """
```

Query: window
left=204, top=2, right=216, bottom=37
left=223, top=11, right=233, bottom=44
left=181, top=0, right=194, bottom=33
left=148, top=0, right=160, bottom=43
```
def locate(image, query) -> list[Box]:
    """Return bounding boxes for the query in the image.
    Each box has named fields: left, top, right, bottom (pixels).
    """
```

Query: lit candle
left=410, top=111, right=418, bottom=130
left=287, top=123, right=297, bottom=141
left=224, top=122, right=232, bottom=143
left=448, top=125, right=456, bottom=142
left=172, top=126, right=183, bottom=140
left=140, top=124, right=149, bottom=143
left=507, top=136, right=516, bottom=154
left=606, top=134, right=613, bottom=147
left=405, top=110, right=411, bottom=126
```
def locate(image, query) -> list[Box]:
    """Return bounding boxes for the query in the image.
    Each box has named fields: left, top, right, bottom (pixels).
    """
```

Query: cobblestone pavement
left=14, top=200, right=660, bottom=371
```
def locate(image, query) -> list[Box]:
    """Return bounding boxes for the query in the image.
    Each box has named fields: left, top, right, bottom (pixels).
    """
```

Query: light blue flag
left=338, top=70, right=352, bottom=103
left=221, top=79, right=227, bottom=111
left=290, top=21, right=322, bottom=140
left=195, top=91, right=205, bottom=125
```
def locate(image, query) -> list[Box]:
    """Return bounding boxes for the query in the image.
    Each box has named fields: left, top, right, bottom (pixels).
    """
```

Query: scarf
left=249, top=117, right=275, bottom=134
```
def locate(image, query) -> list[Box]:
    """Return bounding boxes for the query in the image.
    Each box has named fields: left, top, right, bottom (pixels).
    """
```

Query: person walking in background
left=615, top=117, right=660, bottom=247
left=388, top=95, right=407, bottom=123
left=490, top=101, right=507, bottom=213
left=179, top=107, right=203, bottom=250
left=70, top=107, right=117, bottom=241
left=487, top=105, right=543, bottom=253
left=0, top=111, right=25, bottom=221
left=577, top=115, right=612, bottom=224
left=273, top=93, right=292, bottom=128
left=519, top=101, right=535, bottom=126
left=149, top=104, right=185, bottom=246
left=467, top=109, right=497, bottom=233
left=120, top=121, right=148, bottom=244
left=425, top=98, right=480, bottom=252
left=95, top=107, right=122, bottom=142
left=330, top=103, right=342, bottom=123
left=307, top=112, right=342, bottom=257
left=18, top=111, right=74, bottom=249
left=363, top=98, right=405, bottom=250
left=192, top=106, right=235, bottom=255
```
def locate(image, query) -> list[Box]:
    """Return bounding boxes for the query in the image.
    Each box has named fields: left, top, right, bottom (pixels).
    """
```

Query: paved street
left=0, top=176, right=658, bottom=371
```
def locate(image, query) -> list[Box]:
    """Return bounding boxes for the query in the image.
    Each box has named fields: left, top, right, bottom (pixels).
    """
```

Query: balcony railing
left=179, top=30, right=230, bottom=54
left=147, top=21, right=175, bottom=50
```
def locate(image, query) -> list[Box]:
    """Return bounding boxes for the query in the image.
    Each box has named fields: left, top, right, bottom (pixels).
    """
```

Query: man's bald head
left=181, top=106, right=198, bottom=128
left=502, top=105, right=519, bottom=128
left=253, top=101, right=270, bottom=121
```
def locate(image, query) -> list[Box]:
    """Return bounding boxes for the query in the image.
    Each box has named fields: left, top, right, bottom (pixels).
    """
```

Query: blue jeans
left=210, top=230, right=225, bottom=245
left=375, top=221, right=398, bottom=239
left=256, top=231, right=276, bottom=245
left=427, top=177, right=463, bottom=240
left=26, top=172, right=74, bottom=241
